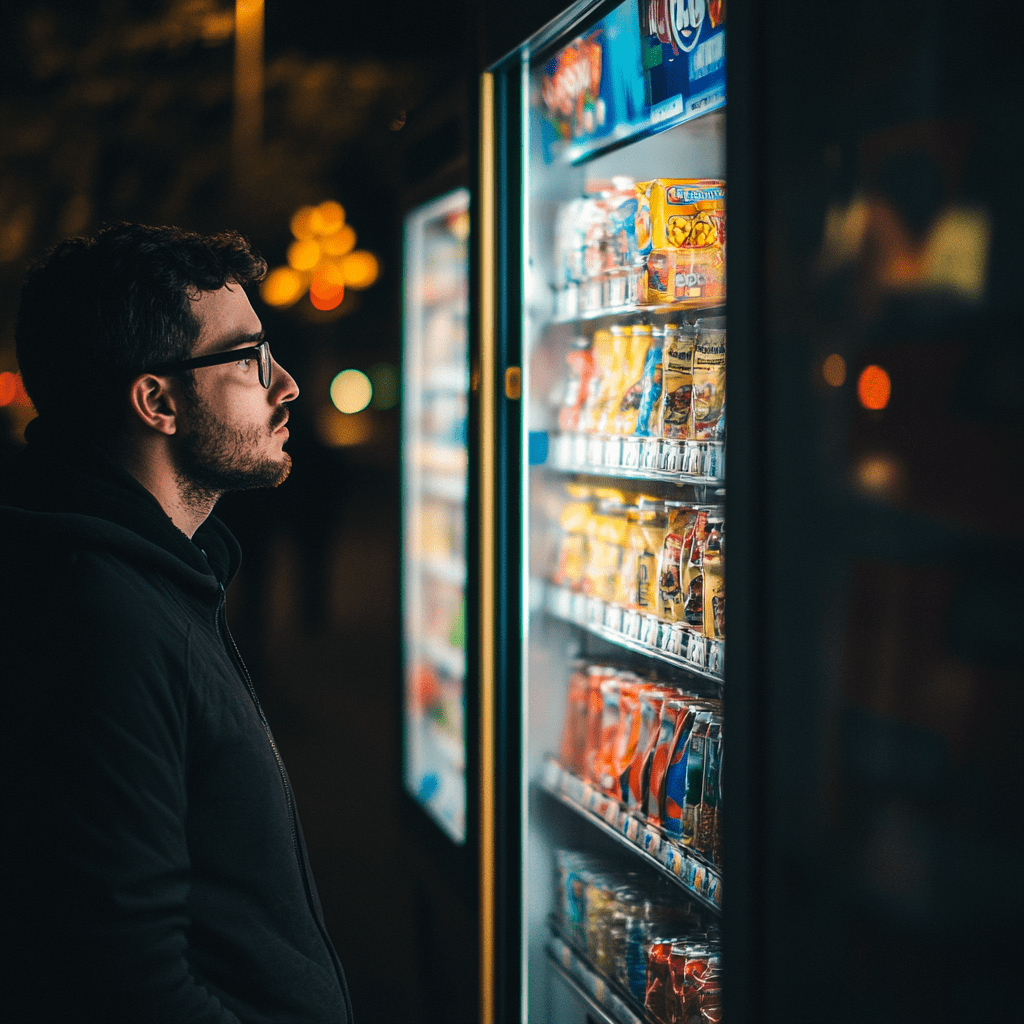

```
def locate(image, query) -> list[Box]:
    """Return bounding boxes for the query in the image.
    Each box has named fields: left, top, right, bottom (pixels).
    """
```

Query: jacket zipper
left=215, top=585, right=350, bottom=1010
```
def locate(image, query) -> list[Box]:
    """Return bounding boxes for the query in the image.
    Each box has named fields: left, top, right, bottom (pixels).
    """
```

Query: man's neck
left=121, top=441, right=218, bottom=539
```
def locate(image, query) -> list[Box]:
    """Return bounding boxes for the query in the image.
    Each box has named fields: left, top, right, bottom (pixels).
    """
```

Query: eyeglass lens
left=259, top=341, right=272, bottom=389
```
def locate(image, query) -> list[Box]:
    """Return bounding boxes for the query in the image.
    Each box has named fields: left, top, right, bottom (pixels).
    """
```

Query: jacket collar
left=0, top=417, right=242, bottom=592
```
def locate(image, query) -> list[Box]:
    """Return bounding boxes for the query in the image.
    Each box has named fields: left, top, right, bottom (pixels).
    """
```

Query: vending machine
left=478, top=2, right=729, bottom=1021
left=473, top=1, right=1022, bottom=1022
left=402, top=187, right=471, bottom=844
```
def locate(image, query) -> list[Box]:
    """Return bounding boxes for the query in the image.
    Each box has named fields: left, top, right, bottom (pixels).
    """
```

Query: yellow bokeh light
left=321, top=225, right=356, bottom=257
left=448, top=211, right=470, bottom=242
left=287, top=239, right=321, bottom=272
left=316, top=200, right=345, bottom=233
left=330, top=369, right=373, bottom=414
left=290, top=205, right=318, bottom=240
left=342, top=250, right=379, bottom=290
left=822, top=353, right=847, bottom=387
left=260, top=266, right=307, bottom=307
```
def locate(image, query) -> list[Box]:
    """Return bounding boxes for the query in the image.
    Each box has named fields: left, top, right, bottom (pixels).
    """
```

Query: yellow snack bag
left=613, top=324, right=653, bottom=436
left=595, top=325, right=630, bottom=435
left=659, top=322, right=695, bottom=439
left=692, top=317, right=726, bottom=440
left=580, top=328, right=615, bottom=434
left=657, top=504, right=697, bottom=621
left=553, top=485, right=593, bottom=591
left=702, top=516, right=725, bottom=640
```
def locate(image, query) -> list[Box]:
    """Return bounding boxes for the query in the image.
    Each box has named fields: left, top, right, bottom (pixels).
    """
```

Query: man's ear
left=129, top=374, right=179, bottom=435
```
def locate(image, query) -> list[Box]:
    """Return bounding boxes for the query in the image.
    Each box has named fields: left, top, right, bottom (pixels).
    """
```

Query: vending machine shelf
left=546, top=432, right=725, bottom=489
left=547, top=935, right=649, bottom=1024
left=550, top=294, right=728, bottom=327
left=539, top=759, right=723, bottom=915
left=544, top=584, right=725, bottom=685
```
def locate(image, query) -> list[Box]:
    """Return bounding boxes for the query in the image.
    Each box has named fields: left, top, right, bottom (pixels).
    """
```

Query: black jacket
left=0, top=421, right=353, bottom=1024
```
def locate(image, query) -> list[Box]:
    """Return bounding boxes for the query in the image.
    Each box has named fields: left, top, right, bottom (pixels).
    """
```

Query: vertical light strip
left=232, top=0, right=264, bottom=198
left=478, top=71, right=497, bottom=1024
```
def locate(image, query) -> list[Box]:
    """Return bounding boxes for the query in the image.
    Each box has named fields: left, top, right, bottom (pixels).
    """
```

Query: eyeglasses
left=146, top=338, right=272, bottom=389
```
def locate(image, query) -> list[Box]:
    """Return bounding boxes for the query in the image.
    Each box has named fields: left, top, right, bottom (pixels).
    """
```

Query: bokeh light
left=368, top=362, right=398, bottom=410
left=315, top=200, right=345, bottom=234
left=287, top=239, right=320, bottom=272
left=0, top=371, right=30, bottom=407
left=321, top=224, right=357, bottom=256
left=330, top=369, right=373, bottom=414
left=341, top=250, right=380, bottom=289
left=289, top=205, right=318, bottom=240
left=260, top=267, right=306, bottom=307
left=822, top=353, right=847, bottom=387
left=857, top=364, right=892, bottom=410
left=309, top=263, right=346, bottom=310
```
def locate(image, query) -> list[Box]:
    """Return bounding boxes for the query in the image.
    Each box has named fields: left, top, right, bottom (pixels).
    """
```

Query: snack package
left=606, top=677, right=650, bottom=800
left=692, top=318, right=726, bottom=439
left=604, top=184, right=641, bottom=269
left=681, top=510, right=710, bottom=629
left=558, top=336, right=596, bottom=432
left=558, top=663, right=591, bottom=775
left=580, top=328, right=615, bottom=433
left=553, top=485, right=593, bottom=591
left=595, top=672, right=644, bottom=795
left=636, top=179, right=726, bottom=255
left=623, top=685, right=670, bottom=810
left=659, top=323, right=695, bottom=439
left=696, top=719, right=721, bottom=859
left=583, top=665, right=617, bottom=782
left=701, top=515, right=724, bottom=639
left=662, top=704, right=702, bottom=841
left=554, top=198, right=587, bottom=285
left=645, top=941, right=674, bottom=1024
left=644, top=698, right=688, bottom=826
left=617, top=497, right=667, bottom=612
left=635, top=328, right=665, bottom=437
left=636, top=180, right=726, bottom=305
left=615, top=324, right=653, bottom=435
left=636, top=499, right=669, bottom=613
left=586, top=493, right=629, bottom=602
left=596, top=325, right=631, bottom=434
left=658, top=504, right=696, bottom=622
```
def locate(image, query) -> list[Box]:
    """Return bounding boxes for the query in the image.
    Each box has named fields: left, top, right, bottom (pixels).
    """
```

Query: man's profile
left=0, top=223, right=353, bottom=1023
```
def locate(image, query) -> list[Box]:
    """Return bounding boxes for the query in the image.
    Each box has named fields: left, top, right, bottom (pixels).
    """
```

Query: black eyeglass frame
left=145, top=338, right=272, bottom=389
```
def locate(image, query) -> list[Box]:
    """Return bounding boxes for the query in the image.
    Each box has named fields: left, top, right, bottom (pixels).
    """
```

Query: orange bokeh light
left=341, top=250, right=379, bottom=290
left=857, top=365, right=892, bottom=410
left=0, top=371, right=29, bottom=407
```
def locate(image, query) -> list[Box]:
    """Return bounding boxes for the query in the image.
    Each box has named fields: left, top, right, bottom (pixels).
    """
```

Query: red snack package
left=582, top=665, right=616, bottom=782
left=624, top=684, right=670, bottom=811
left=645, top=941, right=674, bottom=1024
left=557, top=663, right=590, bottom=775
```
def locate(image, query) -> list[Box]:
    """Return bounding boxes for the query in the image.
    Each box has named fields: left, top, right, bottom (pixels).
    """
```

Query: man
left=0, top=224, right=353, bottom=1023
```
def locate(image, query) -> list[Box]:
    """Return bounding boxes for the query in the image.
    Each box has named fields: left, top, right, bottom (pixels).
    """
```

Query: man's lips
left=271, top=411, right=289, bottom=433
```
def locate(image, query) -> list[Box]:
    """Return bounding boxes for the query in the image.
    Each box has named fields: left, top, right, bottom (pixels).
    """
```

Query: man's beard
left=173, top=396, right=291, bottom=509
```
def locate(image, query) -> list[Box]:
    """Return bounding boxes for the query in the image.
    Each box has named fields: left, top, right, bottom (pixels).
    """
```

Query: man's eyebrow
left=220, top=330, right=265, bottom=352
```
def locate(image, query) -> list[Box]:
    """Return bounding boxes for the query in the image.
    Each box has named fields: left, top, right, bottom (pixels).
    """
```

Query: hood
left=0, top=417, right=241, bottom=596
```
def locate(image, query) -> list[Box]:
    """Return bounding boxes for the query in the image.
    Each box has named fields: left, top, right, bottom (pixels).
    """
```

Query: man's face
left=172, top=283, right=299, bottom=499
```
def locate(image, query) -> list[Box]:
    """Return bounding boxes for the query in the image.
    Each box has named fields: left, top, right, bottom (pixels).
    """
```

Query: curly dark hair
left=15, top=222, right=267, bottom=435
